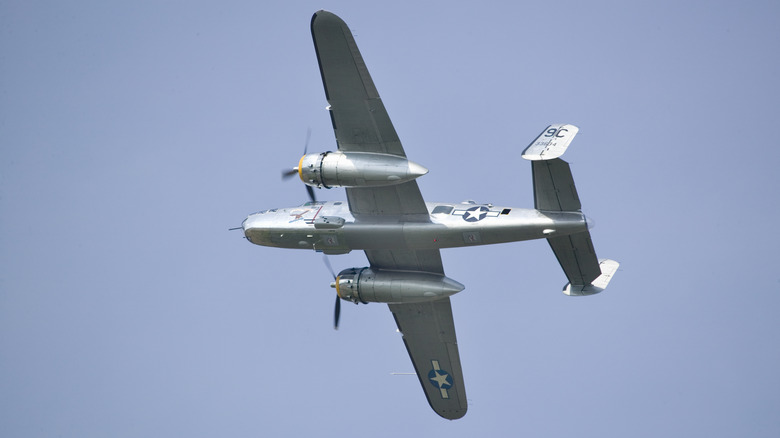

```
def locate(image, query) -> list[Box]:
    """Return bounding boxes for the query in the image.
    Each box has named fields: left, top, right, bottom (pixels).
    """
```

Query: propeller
left=281, top=167, right=299, bottom=180
left=323, top=255, right=341, bottom=330
left=306, top=185, right=317, bottom=204
left=282, top=128, right=311, bottom=178
left=281, top=129, right=316, bottom=203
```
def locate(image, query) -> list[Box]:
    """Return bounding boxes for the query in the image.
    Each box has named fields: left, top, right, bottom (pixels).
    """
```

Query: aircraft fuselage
left=242, top=201, right=589, bottom=254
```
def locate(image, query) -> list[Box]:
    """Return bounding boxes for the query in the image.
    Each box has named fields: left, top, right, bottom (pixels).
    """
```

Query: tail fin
left=523, top=124, right=582, bottom=211
left=523, top=125, right=619, bottom=295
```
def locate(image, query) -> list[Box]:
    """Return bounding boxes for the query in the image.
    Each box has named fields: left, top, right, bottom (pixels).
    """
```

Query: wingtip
left=438, top=408, right=467, bottom=420
left=312, top=10, right=337, bottom=23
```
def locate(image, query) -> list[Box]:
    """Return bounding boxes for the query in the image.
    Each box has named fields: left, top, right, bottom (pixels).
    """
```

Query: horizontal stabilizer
left=522, top=124, right=579, bottom=161
left=548, top=231, right=601, bottom=286
left=563, top=259, right=619, bottom=296
left=532, top=158, right=581, bottom=211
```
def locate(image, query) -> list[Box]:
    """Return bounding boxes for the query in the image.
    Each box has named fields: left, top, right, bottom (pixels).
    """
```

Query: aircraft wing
left=365, top=249, right=468, bottom=420
left=312, top=11, right=467, bottom=418
left=388, top=298, right=468, bottom=420
left=311, top=10, right=428, bottom=220
left=311, top=10, right=404, bottom=156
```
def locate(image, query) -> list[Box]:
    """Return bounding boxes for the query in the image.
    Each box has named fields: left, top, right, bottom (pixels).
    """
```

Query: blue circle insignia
left=428, top=368, right=453, bottom=389
left=462, top=206, right=489, bottom=222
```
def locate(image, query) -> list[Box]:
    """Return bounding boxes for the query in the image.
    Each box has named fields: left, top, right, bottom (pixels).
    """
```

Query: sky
left=2, top=0, right=779, bottom=436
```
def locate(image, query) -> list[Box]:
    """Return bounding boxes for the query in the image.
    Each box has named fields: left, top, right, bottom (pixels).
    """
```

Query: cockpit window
left=432, top=205, right=454, bottom=215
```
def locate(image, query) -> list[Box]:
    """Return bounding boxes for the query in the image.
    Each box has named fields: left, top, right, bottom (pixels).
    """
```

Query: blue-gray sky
left=2, top=1, right=779, bottom=436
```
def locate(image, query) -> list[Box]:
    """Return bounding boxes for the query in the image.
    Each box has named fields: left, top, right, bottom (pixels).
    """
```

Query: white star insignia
left=430, top=370, right=451, bottom=388
left=463, top=207, right=487, bottom=222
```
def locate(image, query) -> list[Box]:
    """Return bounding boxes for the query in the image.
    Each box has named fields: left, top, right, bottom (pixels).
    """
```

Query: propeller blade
left=303, top=128, right=311, bottom=155
left=281, top=168, right=298, bottom=180
left=323, top=254, right=336, bottom=280
left=334, top=295, right=341, bottom=330
left=324, top=255, right=341, bottom=330
left=281, top=128, right=311, bottom=181
left=306, top=185, right=317, bottom=203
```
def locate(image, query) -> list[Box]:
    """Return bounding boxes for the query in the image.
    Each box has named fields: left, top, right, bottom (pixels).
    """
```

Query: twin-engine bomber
left=240, top=10, right=619, bottom=420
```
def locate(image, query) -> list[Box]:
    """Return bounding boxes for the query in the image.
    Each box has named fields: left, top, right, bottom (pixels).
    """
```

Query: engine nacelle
left=332, top=267, right=464, bottom=304
left=298, top=151, right=428, bottom=188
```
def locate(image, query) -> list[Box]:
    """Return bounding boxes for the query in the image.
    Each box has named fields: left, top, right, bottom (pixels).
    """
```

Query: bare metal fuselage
left=242, top=201, right=589, bottom=254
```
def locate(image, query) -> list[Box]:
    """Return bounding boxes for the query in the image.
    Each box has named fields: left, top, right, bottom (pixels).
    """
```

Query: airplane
left=240, top=10, right=619, bottom=420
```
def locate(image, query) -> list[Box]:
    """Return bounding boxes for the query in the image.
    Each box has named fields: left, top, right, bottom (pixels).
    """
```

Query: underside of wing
left=366, top=248, right=467, bottom=419
left=311, top=11, right=404, bottom=157
left=345, top=184, right=429, bottom=220
left=311, top=11, right=428, bottom=220
left=365, top=249, right=444, bottom=274
left=389, top=298, right=467, bottom=420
